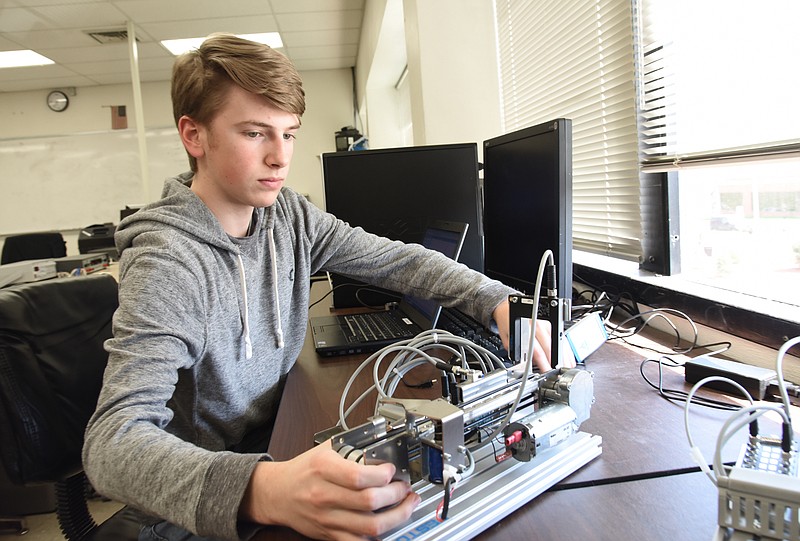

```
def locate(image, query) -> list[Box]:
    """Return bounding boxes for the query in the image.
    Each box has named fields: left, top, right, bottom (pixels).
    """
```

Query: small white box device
left=0, top=259, right=57, bottom=289
left=565, top=312, right=608, bottom=363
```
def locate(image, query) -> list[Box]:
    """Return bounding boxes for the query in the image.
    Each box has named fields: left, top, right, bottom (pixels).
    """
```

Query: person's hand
left=240, top=441, right=420, bottom=540
left=493, top=300, right=552, bottom=372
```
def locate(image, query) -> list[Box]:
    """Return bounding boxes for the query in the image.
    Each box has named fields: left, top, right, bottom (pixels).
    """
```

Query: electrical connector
left=442, top=464, right=463, bottom=485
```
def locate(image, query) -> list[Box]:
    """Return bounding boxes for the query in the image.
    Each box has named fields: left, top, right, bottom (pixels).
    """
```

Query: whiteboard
left=0, top=127, right=187, bottom=235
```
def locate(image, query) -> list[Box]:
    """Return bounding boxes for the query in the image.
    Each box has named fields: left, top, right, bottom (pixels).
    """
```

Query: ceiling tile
left=125, top=42, right=172, bottom=60
left=292, top=57, right=355, bottom=71
left=140, top=16, right=279, bottom=41
left=113, top=0, right=275, bottom=23
left=4, top=28, right=100, bottom=49
left=87, top=71, right=137, bottom=84
left=288, top=44, right=358, bottom=60
left=28, top=2, right=129, bottom=29
left=0, top=62, right=79, bottom=81
left=270, top=0, right=364, bottom=13
left=8, top=0, right=108, bottom=6
left=38, top=42, right=130, bottom=63
left=67, top=58, right=128, bottom=75
left=0, top=6, right=56, bottom=32
left=0, top=74, right=97, bottom=92
left=282, top=28, right=360, bottom=48
left=276, top=10, right=363, bottom=32
left=0, top=34, right=26, bottom=50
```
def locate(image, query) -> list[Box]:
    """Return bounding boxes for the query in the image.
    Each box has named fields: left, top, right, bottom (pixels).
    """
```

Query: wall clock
left=47, top=90, right=69, bottom=112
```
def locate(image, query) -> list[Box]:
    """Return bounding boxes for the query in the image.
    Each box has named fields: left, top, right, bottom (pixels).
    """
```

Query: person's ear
left=178, top=115, right=205, bottom=161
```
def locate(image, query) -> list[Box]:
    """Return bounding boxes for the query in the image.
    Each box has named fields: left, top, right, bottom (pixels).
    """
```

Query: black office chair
left=0, top=273, right=140, bottom=540
left=1, top=232, right=67, bottom=265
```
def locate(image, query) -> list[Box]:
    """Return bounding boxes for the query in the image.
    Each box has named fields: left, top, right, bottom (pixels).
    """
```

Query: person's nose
left=266, top=140, right=290, bottom=169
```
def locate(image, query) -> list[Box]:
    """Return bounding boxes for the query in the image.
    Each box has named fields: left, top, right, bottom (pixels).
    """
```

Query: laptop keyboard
left=438, top=308, right=509, bottom=362
left=339, top=309, right=510, bottom=362
left=344, top=312, right=416, bottom=342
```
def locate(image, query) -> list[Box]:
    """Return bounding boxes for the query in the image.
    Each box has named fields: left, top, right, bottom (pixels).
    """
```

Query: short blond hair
left=171, top=33, right=306, bottom=171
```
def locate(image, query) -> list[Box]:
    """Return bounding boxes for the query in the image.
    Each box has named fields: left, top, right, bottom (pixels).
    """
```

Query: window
left=493, top=0, right=800, bottom=350
left=494, top=0, right=640, bottom=261
left=637, top=0, right=800, bottom=309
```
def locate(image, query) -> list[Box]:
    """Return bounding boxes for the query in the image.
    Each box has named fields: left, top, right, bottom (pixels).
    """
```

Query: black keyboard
left=344, top=312, right=416, bottom=342
left=437, top=308, right=509, bottom=362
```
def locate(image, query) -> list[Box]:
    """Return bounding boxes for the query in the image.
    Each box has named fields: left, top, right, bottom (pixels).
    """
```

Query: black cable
left=639, top=357, right=741, bottom=411
left=573, top=273, right=640, bottom=318
left=574, top=282, right=733, bottom=359
left=400, top=376, right=436, bottom=389
left=441, top=477, right=452, bottom=521
left=308, top=281, right=400, bottom=310
left=355, top=287, right=400, bottom=310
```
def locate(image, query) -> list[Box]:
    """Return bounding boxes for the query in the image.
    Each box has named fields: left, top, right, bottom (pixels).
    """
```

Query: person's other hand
left=240, top=441, right=420, bottom=540
left=493, top=300, right=552, bottom=372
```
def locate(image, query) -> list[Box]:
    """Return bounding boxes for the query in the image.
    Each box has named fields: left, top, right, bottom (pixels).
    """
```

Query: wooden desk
left=265, top=282, right=777, bottom=540
left=474, top=471, right=720, bottom=541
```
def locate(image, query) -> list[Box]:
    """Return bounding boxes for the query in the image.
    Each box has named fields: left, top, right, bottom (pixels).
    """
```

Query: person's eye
left=245, top=131, right=263, bottom=139
left=283, top=133, right=297, bottom=141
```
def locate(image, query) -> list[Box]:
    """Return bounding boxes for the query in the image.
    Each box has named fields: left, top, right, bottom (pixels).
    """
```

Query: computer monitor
left=322, top=143, right=483, bottom=308
left=482, top=118, right=572, bottom=297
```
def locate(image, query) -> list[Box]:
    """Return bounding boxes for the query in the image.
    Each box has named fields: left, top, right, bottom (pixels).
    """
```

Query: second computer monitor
left=482, top=118, right=573, bottom=296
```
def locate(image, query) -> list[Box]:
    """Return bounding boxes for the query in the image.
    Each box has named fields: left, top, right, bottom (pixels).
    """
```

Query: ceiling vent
left=84, top=29, right=138, bottom=44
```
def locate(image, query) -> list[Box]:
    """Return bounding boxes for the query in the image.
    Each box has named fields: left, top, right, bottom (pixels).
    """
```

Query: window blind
left=636, top=0, right=800, bottom=170
left=494, top=0, right=642, bottom=261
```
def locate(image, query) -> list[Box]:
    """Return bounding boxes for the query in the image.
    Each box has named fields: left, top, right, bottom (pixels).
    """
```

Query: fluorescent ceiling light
left=161, top=32, right=283, bottom=55
left=0, top=50, right=55, bottom=69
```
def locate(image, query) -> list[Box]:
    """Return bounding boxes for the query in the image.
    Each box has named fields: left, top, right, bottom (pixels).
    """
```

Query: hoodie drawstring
left=267, top=228, right=285, bottom=349
left=235, top=225, right=285, bottom=359
left=236, top=254, right=254, bottom=359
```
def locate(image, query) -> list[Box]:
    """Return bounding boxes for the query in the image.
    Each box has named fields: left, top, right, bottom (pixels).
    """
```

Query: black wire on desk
left=639, top=356, right=741, bottom=411
left=574, top=280, right=739, bottom=361
left=621, top=335, right=733, bottom=358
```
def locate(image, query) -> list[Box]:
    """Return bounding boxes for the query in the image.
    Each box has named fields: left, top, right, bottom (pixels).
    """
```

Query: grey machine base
left=384, top=431, right=603, bottom=541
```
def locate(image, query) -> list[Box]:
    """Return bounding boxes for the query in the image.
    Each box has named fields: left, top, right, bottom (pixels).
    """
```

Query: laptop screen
left=402, top=221, right=468, bottom=325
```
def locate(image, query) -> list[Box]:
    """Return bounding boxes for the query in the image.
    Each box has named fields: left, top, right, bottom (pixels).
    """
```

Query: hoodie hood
left=116, top=173, right=283, bottom=357
left=116, top=172, right=269, bottom=255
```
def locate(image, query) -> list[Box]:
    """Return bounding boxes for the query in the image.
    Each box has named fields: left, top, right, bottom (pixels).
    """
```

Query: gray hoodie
left=82, top=173, right=515, bottom=540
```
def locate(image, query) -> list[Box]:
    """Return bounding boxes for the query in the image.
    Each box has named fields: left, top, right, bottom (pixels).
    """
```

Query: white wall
left=355, top=0, right=410, bottom=149
left=356, top=0, right=503, bottom=156
left=403, top=0, right=503, bottom=151
left=0, top=69, right=354, bottom=255
left=289, top=69, right=355, bottom=204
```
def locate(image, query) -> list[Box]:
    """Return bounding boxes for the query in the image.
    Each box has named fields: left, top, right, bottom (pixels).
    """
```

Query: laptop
left=311, top=220, right=469, bottom=357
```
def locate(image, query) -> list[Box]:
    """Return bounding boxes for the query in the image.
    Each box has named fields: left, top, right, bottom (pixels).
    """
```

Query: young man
left=83, top=34, right=552, bottom=541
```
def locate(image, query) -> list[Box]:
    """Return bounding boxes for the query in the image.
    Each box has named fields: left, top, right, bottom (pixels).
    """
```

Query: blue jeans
left=138, top=521, right=220, bottom=541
